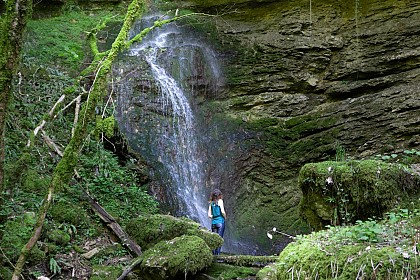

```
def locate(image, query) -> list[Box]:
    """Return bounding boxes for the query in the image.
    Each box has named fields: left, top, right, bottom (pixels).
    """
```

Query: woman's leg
left=211, top=223, right=220, bottom=255
left=219, top=222, right=225, bottom=238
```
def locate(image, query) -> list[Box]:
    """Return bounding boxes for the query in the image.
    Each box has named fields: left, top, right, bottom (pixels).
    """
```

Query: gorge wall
left=161, top=0, right=420, bottom=254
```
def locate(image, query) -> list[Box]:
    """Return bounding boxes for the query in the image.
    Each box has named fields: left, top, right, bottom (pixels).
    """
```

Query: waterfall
left=113, top=17, right=222, bottom=228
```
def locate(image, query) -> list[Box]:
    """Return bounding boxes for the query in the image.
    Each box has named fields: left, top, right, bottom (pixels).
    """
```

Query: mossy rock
left=298, top=160, right=420, bottom=230
left=49, top=200, right=88, bottom=227
left=47, top=228, right=71, bottom=245
left=125, top=214, right=223, bottom=250
left=257, top=230, right=420, bottom=280
left=90, top=265, right=122, bottom=280
left=137, top=235, right=213, bottom=280
left=0, top=212, right=46, bottom=264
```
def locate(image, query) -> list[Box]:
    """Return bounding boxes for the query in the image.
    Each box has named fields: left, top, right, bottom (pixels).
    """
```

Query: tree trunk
left=0, top=0, right=32, bottom=194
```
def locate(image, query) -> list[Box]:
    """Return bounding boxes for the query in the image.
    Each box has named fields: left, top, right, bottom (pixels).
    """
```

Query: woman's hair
left=209, top=189, right=222, bottom=201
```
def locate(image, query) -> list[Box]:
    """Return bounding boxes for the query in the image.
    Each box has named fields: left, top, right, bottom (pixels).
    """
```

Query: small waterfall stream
left=113, top=16, right=222, bottom=228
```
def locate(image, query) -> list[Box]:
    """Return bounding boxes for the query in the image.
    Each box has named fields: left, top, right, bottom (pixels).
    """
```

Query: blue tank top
left=211, top=201, right=225, bottom=224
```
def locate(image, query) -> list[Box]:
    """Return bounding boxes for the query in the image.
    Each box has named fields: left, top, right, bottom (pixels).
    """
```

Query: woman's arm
left=208, top=203, right=212, bottom=219
left=219, top=199, right=226, bottom=219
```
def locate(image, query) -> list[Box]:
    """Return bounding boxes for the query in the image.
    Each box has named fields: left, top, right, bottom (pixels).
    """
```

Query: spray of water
left=138, top=38, right=208, bottom=224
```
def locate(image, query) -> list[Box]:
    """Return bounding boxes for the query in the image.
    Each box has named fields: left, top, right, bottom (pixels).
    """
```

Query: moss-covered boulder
left=137, top=235, right=213, bottom=280
left=299, top=160, right=420, bottom=230
left=126, top=214, right=223, bottom=250
left=49, top=200, right=89, bottom=227
left=257, top=218, right=420, bottom=280
left=47, top=228, right=71, bottom=245
left=0, top=213, right=46, bottom=264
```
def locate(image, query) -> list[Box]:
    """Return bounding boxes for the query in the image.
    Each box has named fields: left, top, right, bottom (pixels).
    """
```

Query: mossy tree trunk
left=0, top=0, right=32, bottom=195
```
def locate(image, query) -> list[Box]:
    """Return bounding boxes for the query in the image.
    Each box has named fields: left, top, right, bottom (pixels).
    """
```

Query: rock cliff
left=167, top=0, right=420, bottom=254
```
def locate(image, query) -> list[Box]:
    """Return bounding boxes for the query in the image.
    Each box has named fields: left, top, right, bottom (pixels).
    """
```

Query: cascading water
left=113, top=16, right=223, bottom=228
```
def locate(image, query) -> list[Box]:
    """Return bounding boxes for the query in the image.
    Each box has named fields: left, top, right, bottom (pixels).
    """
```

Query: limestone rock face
left=171, top=0, right=420, bottom=253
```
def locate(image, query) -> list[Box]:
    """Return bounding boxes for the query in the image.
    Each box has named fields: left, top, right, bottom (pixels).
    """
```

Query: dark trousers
left=211, top=222, right=225, bottom=255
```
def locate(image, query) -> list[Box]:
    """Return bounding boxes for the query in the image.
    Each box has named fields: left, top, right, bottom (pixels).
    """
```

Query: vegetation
left=257, top=208, right=420, bottom=279
left=204, top=262, right=261, bottom=279
left=0, top=1, right=160, bottom=279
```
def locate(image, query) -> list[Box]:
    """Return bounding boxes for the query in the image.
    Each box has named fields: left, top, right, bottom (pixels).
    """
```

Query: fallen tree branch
left=213, top=255, right=277, bottom=267
left=116, top=257, right=143, bottom=280
left=72, top=95, right=81, bottom=137
left=42, top=131, right=63, bottom=157
left=82, top=189, right=142, bottom=256
left=27, top=95, right=65, bottom=147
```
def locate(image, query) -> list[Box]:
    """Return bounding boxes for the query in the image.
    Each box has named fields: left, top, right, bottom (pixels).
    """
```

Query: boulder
left=298, top=160, right=420, bottom=230
left=125, top=214, right=223, bottom=250
left=137, top=235, right=213, bottom=280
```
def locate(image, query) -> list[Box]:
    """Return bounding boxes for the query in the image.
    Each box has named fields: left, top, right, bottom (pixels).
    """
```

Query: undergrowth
left=1, top=4, right=158, bottom=279
left=266, top=208, right=420, bottom=279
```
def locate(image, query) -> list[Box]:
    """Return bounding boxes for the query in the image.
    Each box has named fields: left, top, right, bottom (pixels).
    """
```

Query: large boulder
left=298, top=160, right=420, bottom=230
left=125, top=214, right=223, bottom=250
left=136, top=235, right=213, bottom=280
left=257, top=214, right=420, bottom=279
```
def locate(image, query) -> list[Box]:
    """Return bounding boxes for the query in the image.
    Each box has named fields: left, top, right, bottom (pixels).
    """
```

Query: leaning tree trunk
left=0, top=0, right=32, bottom=195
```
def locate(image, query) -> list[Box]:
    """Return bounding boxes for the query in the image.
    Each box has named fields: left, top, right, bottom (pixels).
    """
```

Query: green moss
left=95, top=115, right=115, bottom=138
left=139, top=235, right=213, bottom=280
left=47, top=229, right=71, bottom=245
left=0, top=212, right=45, bottom=263
left=90, top=265, right=122, bottom=280
left=21, top=169, right=50, bottom=194
left=262, top=224, right=420, bottom=279
left=49, top=200, right=88, bottom=227
left=126, top=214, right=223, bottom=250
left=298, top=160, right=420, bottom=230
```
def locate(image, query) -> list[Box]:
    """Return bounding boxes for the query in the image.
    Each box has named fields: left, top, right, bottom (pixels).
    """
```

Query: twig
left=27, top=94, right=65, bottom=147
left=72, top=95, right=81, bottom=137
left=41, top=131, right=63, bottom=157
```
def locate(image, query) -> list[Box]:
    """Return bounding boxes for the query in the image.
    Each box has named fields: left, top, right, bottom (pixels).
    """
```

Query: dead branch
left=116, top=257, right=143, bottom=280
left=72, top=95, right=81, bottom=137
left=214, top=255, right=277, bottom=267
left=27, top=94, right=65, bottom=147
left=82, top=189, right=142, bottom=256
left=41, top=131, right=63, bottom=157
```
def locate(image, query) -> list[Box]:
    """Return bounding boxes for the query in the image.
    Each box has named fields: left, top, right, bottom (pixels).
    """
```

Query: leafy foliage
left=76, top=140, right=159, bottom=224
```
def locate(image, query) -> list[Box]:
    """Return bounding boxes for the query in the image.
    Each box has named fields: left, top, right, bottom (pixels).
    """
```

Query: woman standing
left=208, top=189, right=226, bottom=255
